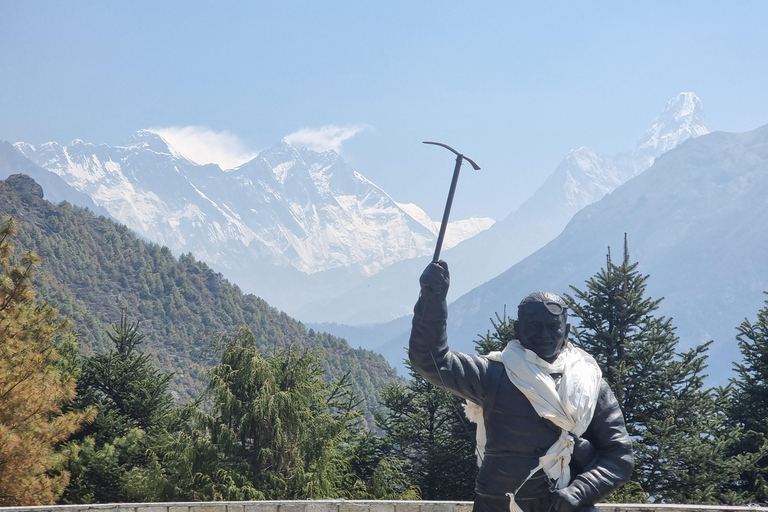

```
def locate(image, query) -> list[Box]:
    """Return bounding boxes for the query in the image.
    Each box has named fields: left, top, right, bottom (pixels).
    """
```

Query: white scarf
left=465, top=340, right=602, bottom=512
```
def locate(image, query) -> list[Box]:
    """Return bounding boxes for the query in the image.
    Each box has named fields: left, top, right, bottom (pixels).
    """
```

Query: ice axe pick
left=423, top=141, right=481, bottom=263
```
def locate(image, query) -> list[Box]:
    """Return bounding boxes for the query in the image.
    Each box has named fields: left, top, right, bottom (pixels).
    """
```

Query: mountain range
left=302, top=92, right=709, bottom=325
left=10, top=133, right=492, bottom=315
left=4, top=91, right=763, bottom=386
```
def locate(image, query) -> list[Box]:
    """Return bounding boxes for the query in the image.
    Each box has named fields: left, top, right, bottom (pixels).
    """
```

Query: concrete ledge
left=0, top=501, right=765, bottom=512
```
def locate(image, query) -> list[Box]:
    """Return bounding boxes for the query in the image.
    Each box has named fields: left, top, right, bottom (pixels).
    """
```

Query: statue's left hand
left=552, top=487, right=582, bottom=512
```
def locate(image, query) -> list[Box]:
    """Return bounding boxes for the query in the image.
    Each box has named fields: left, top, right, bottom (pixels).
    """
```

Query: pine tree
left=376, top=360, right=477, bottom=500
left=0, top=216, right=94, bottom=505
left=61, top=310, right=176, bottom=503
left=566, top=237, right=750, bottom=504
left=725, top=292, right=768, bottom=503
left=473, top=307, right=516, bottom=356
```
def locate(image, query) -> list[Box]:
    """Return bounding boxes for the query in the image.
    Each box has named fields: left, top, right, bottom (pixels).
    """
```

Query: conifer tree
left=725, top=293, right=768, bottom=502
left=76, top=310, right=174, bottom=440
left=376, top=360, right=477, bottom=500
left=473, top=308, right=516, bottom=356
left=342, top=429, right=421, bottom=499
left=566, top=237, right=752, bottom=504
left=0, top=216, right=94, bottom=505
left=62, top=310, right=176, bottom=503
left=198, top=328, right=361, bottom=499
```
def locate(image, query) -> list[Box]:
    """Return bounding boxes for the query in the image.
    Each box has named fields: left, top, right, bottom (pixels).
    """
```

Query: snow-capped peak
left=124, top=130, right=175, bottom=155
left=636, top=92, right=708, bottom=152
left=246, top=139, right=347, bottom=189
left=13, top=141, right=38, bottom=154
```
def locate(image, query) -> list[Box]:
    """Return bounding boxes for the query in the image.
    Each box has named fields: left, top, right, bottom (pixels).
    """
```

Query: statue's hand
left=419, top=260, right=450, bottom=298
left=552, top=487, right=582, bottom=512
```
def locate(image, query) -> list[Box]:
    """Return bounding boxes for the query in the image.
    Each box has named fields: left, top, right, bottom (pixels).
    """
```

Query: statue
left=409, top=261, right=634, bottom=512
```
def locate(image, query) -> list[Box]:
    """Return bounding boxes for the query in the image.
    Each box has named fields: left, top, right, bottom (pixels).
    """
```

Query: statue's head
left=514, top=292, right=570, bottom=363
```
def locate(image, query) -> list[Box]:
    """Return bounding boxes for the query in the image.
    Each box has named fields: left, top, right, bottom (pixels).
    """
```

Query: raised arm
left=408, top=261, right=491, bottom=405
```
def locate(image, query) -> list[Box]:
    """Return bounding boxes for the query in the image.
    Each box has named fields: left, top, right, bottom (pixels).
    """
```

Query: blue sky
left=1, top=1, right=767, bottom=220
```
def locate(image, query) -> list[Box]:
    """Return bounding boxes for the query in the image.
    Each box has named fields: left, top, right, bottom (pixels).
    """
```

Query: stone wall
left=1, top=501, right=766, bottom=512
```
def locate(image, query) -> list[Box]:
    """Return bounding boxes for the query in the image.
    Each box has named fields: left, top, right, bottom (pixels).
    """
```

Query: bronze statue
left=409, top=261, right=634, bottom=512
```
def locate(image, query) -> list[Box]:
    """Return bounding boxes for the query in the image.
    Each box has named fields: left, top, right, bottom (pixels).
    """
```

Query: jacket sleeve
left=565, top=381, right=635, bottom=505
left=408, top=275, right=490, bottom=405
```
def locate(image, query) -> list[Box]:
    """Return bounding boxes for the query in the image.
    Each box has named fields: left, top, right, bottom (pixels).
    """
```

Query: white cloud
left=284, top=124, right=367, bottom=153
left=146, top=126, right=258, bottom=170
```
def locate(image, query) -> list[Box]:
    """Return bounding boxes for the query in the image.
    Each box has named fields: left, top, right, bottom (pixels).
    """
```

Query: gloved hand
left=419, top=260, right=450, bottom=298
left=552, top=486, right=583, bottom=512
left=414, top=260, right=449, bottom=320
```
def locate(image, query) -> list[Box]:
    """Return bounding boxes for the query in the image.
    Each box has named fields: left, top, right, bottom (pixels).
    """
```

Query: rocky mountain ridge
left=0, top=172, right=399, bottom=417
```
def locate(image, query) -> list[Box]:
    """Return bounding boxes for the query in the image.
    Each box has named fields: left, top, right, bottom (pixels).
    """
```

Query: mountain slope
left=0, top=141, right=112, bottom=218
left=213, top=140, right=438, bottom=275
left=436, top=123, right=768, bottom=383
left=303, top=93, right=709, bottom=325
left=0, top=174, right=399, bottom=418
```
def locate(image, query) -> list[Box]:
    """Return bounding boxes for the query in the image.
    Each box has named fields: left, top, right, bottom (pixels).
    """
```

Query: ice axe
left=423, top=141, right=481, bottom=262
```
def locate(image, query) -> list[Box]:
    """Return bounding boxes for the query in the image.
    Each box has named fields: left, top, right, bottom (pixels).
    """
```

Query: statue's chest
left=483, top=374, right=561, bottom=454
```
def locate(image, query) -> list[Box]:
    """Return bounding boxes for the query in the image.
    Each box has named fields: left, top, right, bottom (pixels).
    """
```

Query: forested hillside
left=0, top=174, right=398, bottom=415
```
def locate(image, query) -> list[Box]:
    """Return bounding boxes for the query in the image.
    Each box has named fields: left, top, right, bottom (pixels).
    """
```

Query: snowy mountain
left=301, top=93, right=708, bottom=325
left=372, top=123, right=768, bottom=383
left=12, top=132, right=492, bottom=312
left=0, top=141, right=111, bottom=217
left=210, top=139, right=488, bottom=275
left=14, top=132, right=249, bottom=264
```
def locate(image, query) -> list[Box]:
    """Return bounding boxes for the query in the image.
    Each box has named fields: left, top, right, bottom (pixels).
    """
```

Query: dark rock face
left=5, top=174, right=44, bottom=199
left=206, top=270, right=222, bottom=293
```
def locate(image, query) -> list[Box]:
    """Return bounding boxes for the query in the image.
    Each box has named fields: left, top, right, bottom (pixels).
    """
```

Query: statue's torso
left=477, top=362, right=561, bottom=498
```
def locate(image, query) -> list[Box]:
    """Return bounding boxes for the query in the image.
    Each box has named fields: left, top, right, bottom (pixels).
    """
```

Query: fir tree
left=77, top=310, right=174, bottom=439
left=473, top=307, right=516, bottom=356
left=61, top=310, right=176, bottom=503
left=725, top=292, right=768, bottom=503
left=375, top=360, right=477, bottom=500
left=566, top=237, right=750, bottom=504
left=0, top=216, right=94, bottom=505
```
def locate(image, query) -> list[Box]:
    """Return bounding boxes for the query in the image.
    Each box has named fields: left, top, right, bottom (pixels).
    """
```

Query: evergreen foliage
left=0, top=175, right=397, bottom=420
left=474, top=308, right=516, bottom=356
left=79, top=310, right=175, bottom=438
left=0, top=216, right=94, bottom=505
left=6, top=174, right=768, bottom=505
left=375, top=361, right=477, bottom=500
left=725, top=293, right=768, bottom=503
left=343, top=430, right=420, bottom=500
left=61, top=310, right=178, bottom=502
left=61, top=319, right=372, bottom=502
left=198, top=328, right=364, bottom=499
left=566, top=238, right=756, bottom=504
